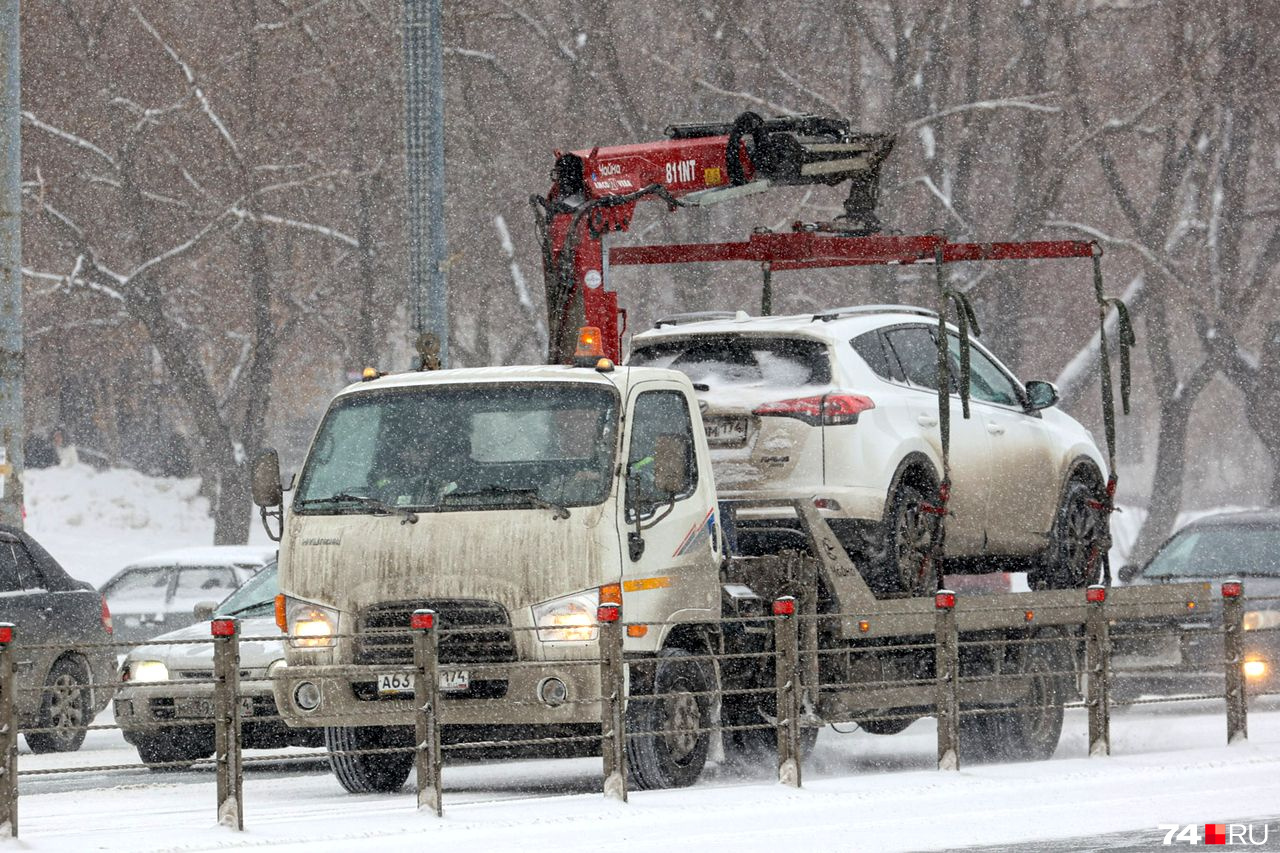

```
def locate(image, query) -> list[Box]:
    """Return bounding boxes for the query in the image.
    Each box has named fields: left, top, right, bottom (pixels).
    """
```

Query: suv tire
left=1031, top=478, right=1105, bottom=590
left=867, top=480, right=940, bottom=598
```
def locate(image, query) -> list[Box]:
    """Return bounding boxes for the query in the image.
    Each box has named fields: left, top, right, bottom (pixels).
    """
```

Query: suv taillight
left=754, top=393, right=875, bottom=426
left=101, top=596, right=113, bottom=635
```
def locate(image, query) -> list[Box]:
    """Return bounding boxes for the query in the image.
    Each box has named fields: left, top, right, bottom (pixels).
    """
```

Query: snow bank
left=23, top=463, right=270, bottom=587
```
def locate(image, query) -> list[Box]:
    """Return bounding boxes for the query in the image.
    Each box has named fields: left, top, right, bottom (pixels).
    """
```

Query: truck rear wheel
left=326, top=725, right=414, bottom=793
left=959, top=642, right=1066, bottom=764
left=627, top=648, right=712, bottom=789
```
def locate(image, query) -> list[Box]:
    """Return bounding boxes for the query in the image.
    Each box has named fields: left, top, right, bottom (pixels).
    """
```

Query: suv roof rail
left=812, top=304, right=938, bottom=323
left=653, top=310, right=744, bottom=328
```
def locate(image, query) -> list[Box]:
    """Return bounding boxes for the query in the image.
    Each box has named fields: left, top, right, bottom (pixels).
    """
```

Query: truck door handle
left=987, top=423, right=1006, bottom=436
left=917, top=414, right=938, bottom=427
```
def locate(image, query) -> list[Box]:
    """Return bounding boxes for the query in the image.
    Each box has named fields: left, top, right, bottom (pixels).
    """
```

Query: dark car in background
left=1113, top=510, right=1280, bottom=700
left=0, top=526, right=116, bottom=752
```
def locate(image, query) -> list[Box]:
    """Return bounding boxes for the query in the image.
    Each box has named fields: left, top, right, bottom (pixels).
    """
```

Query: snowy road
left=8, top=698, right=1280, bottom=851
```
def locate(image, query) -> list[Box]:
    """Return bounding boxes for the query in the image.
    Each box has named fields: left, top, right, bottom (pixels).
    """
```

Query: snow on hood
left=123, top=614, right=283, bottom=669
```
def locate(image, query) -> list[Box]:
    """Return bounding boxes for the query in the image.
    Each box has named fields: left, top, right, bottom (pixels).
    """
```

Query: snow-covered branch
left=641, top=49, right=800, bottom=116
left=231, top=207, right=359, bottom=248
left=21, top=111, right=117, bottom=169
left=133, top=6, right=241, bottom=159
left=494, top=214, right=547, bottom=348
left=902, top=96, right=1061, bottom=131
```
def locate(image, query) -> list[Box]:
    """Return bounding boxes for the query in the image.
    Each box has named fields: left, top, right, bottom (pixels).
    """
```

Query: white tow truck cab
left=254, top=346, right=724, bottom=792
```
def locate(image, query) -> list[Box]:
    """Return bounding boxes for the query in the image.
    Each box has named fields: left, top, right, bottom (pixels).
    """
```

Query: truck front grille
left=354, top=599, right=517, bottom=665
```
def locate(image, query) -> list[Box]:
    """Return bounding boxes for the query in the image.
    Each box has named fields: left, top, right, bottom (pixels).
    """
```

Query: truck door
left=618, top=382, right=720, bottom=626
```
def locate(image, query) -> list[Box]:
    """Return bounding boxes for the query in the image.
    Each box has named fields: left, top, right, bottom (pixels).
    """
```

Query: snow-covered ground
left=10, top=464, right=1280, bottom=851
left=9, top=700, right=1280, bottom=851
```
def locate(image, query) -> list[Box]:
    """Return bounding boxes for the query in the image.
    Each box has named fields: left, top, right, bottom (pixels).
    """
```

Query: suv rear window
left=629, top=336, right=831, bottom=387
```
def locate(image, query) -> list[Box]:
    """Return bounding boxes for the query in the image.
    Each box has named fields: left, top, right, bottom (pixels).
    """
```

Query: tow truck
left=254, top=112, right=1207, bottom=793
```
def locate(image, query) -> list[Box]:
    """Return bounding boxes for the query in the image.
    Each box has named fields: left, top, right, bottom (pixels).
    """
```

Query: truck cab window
left=627, top=389, right=698, bottom=508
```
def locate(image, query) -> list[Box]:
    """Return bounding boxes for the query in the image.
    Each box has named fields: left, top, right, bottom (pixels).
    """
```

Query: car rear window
left=629, top=336, right=831, bottom=387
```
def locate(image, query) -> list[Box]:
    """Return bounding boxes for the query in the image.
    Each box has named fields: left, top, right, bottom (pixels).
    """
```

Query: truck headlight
left=127, top=660, right=169, bottom=683
left=1242, top=610, right=1280, bottom=632
left=532, top=592, right=598, bottom=642
left=283, top=596, right=340, bottom=647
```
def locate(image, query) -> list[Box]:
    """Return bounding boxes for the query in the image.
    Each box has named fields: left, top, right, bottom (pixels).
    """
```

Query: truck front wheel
left=326, top=725, right=414, bottom=793
left=627, top=648, right=712, bottom=789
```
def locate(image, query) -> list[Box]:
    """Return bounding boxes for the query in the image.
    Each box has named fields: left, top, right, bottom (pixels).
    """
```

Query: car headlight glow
left=283, top=596, right=339, bottom=647
left=1242, top=610, right=1280, bottom=632
left=1243, top=658, right=1269, bottom=680
left=128, top=660, right=169, bottom=683
left=532, top=592, right=599, bottom=643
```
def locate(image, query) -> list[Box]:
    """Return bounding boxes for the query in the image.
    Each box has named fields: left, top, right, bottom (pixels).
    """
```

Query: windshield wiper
left=445, top=485, right=570, bottom=520
left=225, top=601, right=274, bottom=618
left=298, top=492, right=418, bottom=524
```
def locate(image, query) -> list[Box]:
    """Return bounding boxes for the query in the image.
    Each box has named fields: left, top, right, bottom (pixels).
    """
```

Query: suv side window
left=850, top=331, right=895, bottom=380
left=948, top=334, right=1022, bottom=407
left=884, top=326, right=948, bottom=390
left=627, top=390, right=698, bottom=509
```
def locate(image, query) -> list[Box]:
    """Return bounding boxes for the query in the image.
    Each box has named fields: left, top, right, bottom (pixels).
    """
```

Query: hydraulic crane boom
left=535, top=112, right=895, bottom=362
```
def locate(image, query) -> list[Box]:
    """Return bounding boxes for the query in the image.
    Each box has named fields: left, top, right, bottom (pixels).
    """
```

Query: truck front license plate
left=377, top=670, right=470, bottom=696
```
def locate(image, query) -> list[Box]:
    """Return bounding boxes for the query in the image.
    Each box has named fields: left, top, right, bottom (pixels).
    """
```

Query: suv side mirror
left=252, top=448, right=284, bottom=508
left=1024, top=380, right=1060, bottom=411
left=1117, top=563, right=1141, bottom=584
left=193, top=601, right=217, bottom=621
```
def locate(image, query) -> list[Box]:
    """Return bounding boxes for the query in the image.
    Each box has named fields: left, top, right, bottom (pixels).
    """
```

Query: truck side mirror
left=252, top=448, right=284, bottom=508
left=1117, top=563, right=1141, bottom=584
left=1024, top=380, right=1059, bottom=411
left=193, top=601, right=217, bottom=622
left=654, top=433, right=691, bottom=496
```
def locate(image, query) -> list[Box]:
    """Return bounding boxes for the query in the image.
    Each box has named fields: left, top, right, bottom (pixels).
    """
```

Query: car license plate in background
left=377, top=670, right=470, bottom=696
left=704, top=416, right=748, bottom=447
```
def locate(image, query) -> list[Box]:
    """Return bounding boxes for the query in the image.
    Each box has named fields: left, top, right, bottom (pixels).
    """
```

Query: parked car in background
left=115, top=559, right=322, bottom=769
left=100, top=546, right=276, bottom=645
left=629, top=306, right=1108, bottom=596
left=1113, top=510, right=1280, bottom=700
left=0, top=525, right=115, bottom=752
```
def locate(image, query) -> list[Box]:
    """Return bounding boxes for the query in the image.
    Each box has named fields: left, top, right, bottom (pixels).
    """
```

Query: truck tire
left=25, top=657, right=91, bottom=754
left=959, top=642, right=1067, bottom=764
left=1031, top=478, right=1105, bottom=590
left=135, top=730, right=212, bottom=772
left=857, top=716, right=915, bottom=735
left=627, top=648, right=712, bottom=789
left=326, top=725, right=414, bottom=793
left=867, top=480, right=940, bottom=598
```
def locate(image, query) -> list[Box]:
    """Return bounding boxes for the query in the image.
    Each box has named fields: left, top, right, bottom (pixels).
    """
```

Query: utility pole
left=401, top=0, right=448, bottom=366
left=0, top=0, right=21, bottom=528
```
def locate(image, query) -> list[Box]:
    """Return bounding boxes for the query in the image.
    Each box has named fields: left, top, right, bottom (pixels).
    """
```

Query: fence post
left=773, top=596, right=801, bottom=787
left=211, top=617, right=243, bottom=830
left=411, top=609, right=444, bottom=815
left=0, top=624, right=17, bottom=837
left=1222, top=580, right=1248, bottom=745
left=1085, top=585, right=1111, bottom=757
left=598, top=599, right=627, bottom=802
left=934, top=590, right=960, bottom=771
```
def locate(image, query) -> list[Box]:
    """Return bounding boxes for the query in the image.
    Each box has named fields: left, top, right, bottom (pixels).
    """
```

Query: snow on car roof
left=123, top=545, right=278, bottom=570
left=631, top=305, right=949, bottom=347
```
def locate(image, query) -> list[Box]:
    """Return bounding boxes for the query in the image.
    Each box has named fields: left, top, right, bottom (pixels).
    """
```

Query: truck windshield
left=294, top=383, right=618, bottom=513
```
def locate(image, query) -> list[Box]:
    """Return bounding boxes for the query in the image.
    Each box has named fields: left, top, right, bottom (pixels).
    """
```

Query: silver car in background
left=115, top=560, right=322, bottom=770
left=100, top=545, right=276, bottom=645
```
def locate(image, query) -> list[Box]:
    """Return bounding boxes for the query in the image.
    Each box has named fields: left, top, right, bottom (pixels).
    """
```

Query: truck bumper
left=272, top=661, right=603, bottom=729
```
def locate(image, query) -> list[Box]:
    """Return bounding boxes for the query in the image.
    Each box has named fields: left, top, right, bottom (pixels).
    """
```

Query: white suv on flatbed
left=628, top=305, right=1108, bottom=595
